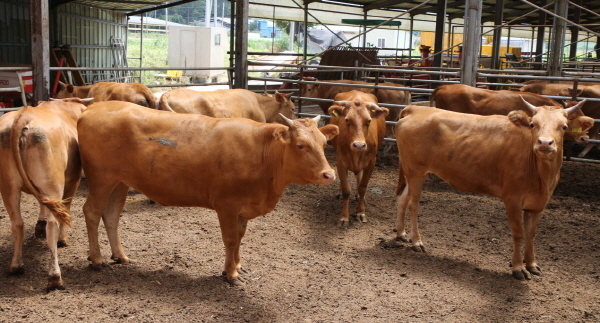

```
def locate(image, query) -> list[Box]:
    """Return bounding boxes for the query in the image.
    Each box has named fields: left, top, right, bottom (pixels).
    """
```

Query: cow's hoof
left=110, top=255, right=130, bottom=265
left=88, top=262, right=107, bottom=271
left=526, top=266, right=542, bottom=276
left=57, top=240, right=68, bottom=248
left=339, top=220, right=349, bottom=228
left=411, top=244, right=426, bottom=253
left=46, top=275, right=65, bottom=291
left=395, top=235, right=409, bottom=243
left=9, top=266, right=25, bottom=275
left=237, top=267, right=249, bottom=275
left=34, top=220, right=47, bottom=239
left=357, top=214, right=367, bottom=223
left=512, top=269, right=532, bottom=280
left=222, top=272, right=246, bottom=286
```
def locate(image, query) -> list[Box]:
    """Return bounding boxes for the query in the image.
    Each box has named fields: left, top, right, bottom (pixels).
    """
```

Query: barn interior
left=1, top=0, right=600, bottom=162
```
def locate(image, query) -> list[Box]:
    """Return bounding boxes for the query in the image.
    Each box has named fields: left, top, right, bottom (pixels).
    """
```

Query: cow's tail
left=157, top=92, right=175, bottom=112
left=395, top=156, right=407, bottom=197
left=10, top=110, right=72, bottom=228
left=142, top=87, right=157, bottom=109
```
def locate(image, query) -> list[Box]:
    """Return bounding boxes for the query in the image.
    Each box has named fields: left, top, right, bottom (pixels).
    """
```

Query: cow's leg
left=42, top=204, right=66, bottom=291
left=83, top=181, right=127, bottom=269
left=337, top=162, right=352, bottom=227
left=102, top=183, right=130, bottom=265
left=356, top=161, right=376, bottom=223
left=217, top=211, right=243, bottom=284
left=395, top=182, right=409, bottom=242
left=57, top=177, right=81, bottom=248
left=504, top=201, right=528, bottom=280
left=523, top=210, right=542, bottom=276
left=2, top=189, right=24, bottom=274
left=405, top=175, right=426, bottom=252
left=234, top=217, right=249, bottom=275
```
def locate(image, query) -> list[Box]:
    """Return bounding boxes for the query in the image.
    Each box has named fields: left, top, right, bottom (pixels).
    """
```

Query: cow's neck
left=256, top=95, right=279, bottom=120
left=530, top=146, right=564, bottom=197
left=76, top=85, right=94, bottom=98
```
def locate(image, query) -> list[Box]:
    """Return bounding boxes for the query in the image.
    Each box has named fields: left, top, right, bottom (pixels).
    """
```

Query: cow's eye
left=529, top=122, right=535, bottom=128
left=366, top=119, right=372, bottom=126
left=562, top=125, right=568, bottom=130
left=297, top=144, right=304, bottom=149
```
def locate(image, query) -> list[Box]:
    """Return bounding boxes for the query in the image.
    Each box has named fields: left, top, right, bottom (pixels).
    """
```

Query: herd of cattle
left=0, top=78, right=597, bottom=291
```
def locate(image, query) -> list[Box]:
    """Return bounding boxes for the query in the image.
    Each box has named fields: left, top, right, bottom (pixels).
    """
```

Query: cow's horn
left=279, top=113, right=294, bottom=126
left=332, top=100, right=348, bottom=106
left=367, top=102, right=383, bottom=111
left=565, top=99, right=586, bottom=115
left=312, top=115, right=321, bottom=124
left=519, top=95, right=537, bottom=113
left=82, top=98, right=94, bottom=103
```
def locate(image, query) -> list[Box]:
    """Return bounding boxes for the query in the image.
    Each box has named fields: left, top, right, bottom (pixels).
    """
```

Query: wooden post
left=234, top=0, right=248, bottom=89
left=30, top=0, right=50, bottom=104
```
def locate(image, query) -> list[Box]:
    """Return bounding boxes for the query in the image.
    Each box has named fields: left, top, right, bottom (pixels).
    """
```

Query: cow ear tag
left=572, top=127, right=582, bottom=133
left=332, top=110, right=339, bottom=117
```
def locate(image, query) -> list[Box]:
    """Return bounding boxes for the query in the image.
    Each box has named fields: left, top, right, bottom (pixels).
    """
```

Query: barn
left=1, top=0, right=600, bottom=321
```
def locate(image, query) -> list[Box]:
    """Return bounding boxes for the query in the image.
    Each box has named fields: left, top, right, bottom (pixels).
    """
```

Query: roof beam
left=363, top=0, right=406, bottom=11
left=126, top=0, right=198, bottom=15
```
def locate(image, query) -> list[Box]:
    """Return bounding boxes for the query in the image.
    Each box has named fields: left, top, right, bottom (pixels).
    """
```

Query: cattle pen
left=1, top=0, right=600, bottom=321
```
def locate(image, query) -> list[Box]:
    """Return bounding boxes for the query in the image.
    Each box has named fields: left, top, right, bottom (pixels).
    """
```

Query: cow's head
left=517, top=96, right=586, bottom=158
left=274, top=91, right=296, bottom=121
left=328, top=97, right=388, bottom=152
left=300, top=77, right=319, bottom=98
left=275, top=114, right=338, bottom=185
left=56, top=81, right=76, bottom=98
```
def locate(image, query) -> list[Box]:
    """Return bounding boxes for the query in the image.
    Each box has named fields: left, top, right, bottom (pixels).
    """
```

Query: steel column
left=491, top=0, right=504, bottom=70
left=461, top=0, right=482, bottom=86
left=549, top=0, right=568, bottom=77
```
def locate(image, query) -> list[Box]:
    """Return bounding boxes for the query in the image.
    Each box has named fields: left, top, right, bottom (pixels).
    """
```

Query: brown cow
left=327, top=91, right=388, bottom=226
left=158, top=88, right=296, bottom=124
left=432, top=84, right=594, bottom=145
left=394, top=99, right=586, bottom=280
left=57, top=81, right=156, bottom=109
left=300, top=77, right=411, bottom=149
left=519, top=82, right=600, bottom=157
left=77, top=101, right=339, bottom=284
left=0, top=98, right=87, bottom=290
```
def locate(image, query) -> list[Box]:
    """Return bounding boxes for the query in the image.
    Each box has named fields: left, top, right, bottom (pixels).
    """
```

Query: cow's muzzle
left=351, top=141, right=367, bottom=151
left=534, top=137, right=557, bottom=155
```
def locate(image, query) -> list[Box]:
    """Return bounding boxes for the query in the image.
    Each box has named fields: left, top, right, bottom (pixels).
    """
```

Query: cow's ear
left=579, top=116, right=595, bottom=131
left=319, top=124, right=339, bottom=140
left=370, top=105, right=389, bottom=119
left=67, top=84, right=75, bottom=94
left=272, top=126, right=291, bottom=143
left=275, top=92, right=285, bottom=102
left=328, top=104, right=345, bottom=118
left=508, top=110, right=531, bottom=127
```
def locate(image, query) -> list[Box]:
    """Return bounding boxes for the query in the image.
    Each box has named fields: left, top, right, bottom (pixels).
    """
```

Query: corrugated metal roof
left=54, top=0, right=195, bottom=14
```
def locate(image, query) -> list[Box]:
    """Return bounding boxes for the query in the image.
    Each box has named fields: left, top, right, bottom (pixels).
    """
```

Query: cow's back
left=434, top=84, right=560, bottom=115
left=397, top=106, right=532, bottom=196
left=78, top=102, right=283, bottom=209
left=88, top=82, right=156, bottom=108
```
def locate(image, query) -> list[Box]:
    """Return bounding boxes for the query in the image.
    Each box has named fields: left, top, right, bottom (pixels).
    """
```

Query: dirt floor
left=1, top=146, right=599, bottom=323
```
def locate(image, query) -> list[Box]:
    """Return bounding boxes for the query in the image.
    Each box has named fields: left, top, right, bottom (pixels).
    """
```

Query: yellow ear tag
left=332, top=110, right=339, bottom=117
left=572, top=127, right=582, bottom=133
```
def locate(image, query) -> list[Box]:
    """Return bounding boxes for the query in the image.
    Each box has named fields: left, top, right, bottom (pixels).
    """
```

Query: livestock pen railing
left=247, top=61, right=600, bottom=164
